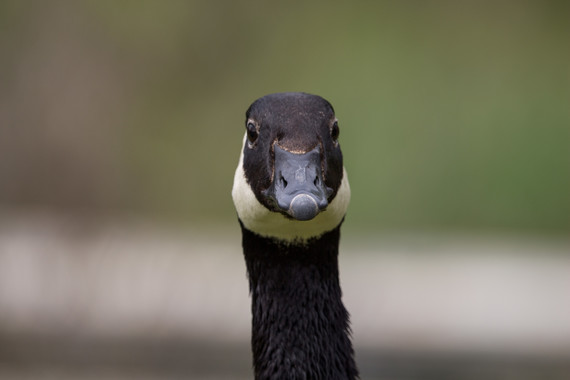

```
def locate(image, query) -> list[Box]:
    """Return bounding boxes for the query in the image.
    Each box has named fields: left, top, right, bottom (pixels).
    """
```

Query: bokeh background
left=1, top=1, right=569, bottom=379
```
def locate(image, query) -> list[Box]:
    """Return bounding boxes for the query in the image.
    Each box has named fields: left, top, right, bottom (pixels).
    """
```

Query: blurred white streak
left=0, top=211, right=569, bottom=360
left=342, top=235, right=570, bottom=357
left=0, top=211, right=249, bottom=343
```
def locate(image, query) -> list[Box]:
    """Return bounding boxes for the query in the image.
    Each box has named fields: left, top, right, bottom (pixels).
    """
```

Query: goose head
left=232, top=92, right=350, bottom=242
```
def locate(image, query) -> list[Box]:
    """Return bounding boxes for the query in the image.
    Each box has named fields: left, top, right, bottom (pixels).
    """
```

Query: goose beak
left=263, top=145, right=333, bottom=221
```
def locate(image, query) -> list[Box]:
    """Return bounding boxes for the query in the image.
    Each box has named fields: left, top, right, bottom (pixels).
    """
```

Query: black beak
left=263, top=145, right=333, bottom=221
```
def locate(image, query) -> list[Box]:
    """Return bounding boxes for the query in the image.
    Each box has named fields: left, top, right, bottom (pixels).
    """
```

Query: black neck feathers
left=240, top=223, right=358, bottom=380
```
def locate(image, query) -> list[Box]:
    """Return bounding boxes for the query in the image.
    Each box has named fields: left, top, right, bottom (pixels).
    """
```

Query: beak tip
left=288, top=194, right=319, bottom=221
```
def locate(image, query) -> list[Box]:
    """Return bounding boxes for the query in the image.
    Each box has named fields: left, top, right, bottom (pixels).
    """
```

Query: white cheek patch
left=231, top=134, right=350, bottom=242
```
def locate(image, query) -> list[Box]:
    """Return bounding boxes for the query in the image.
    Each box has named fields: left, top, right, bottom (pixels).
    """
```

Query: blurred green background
left=1, top=0, right=568, bottom=234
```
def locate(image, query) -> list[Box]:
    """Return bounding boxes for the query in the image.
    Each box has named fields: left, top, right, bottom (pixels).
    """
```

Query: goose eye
left=331, top=121, right=340, bottom=143
left=246, top=122, right=258, bottom=146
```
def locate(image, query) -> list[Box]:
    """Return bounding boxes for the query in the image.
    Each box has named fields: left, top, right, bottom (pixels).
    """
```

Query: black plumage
left=242, top=93, right=344, bottom=212
left=233, top=92, right=358, bottom=379
left=241, top=223, right=358, bottom=380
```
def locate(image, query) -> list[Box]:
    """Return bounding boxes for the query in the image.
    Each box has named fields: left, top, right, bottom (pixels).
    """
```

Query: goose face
left=233, top=92, right=350, bottom=241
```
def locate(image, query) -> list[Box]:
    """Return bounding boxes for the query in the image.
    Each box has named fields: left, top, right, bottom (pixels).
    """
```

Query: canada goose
left=232, top=92, right=357, bottom=379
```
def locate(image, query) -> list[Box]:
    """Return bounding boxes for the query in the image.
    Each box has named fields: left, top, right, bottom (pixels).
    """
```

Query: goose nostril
left=314, top=177, right=320, bottom=187
left=280, top=176, right=288, bottom=189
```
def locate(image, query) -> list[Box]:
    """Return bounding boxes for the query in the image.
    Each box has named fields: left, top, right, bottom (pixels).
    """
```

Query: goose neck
left=241, top=225, right=358, bottom=380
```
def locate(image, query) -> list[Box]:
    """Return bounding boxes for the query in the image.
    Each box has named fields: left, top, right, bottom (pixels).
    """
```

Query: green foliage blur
left=1, top=1, right=568, bottom=234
